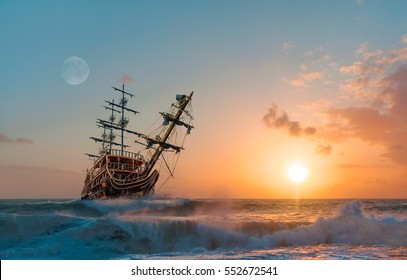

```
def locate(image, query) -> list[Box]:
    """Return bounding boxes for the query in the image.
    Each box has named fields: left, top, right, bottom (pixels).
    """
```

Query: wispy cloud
left=283, top=42, right=295, bottom=50
left=356, top=42, right=368, bottom=54
left=321, top=54, right=331, bottom=61
left=303, top=45, right=324, bottom=57
left=288, top=71, right=322, bottom=88
left=119, top=74, right=134, bottom=84
left=336, top=164, right=391, bottom=169
left=0, top=133, right=33, bottom=144
left=316, top=143, right=332, bottom=155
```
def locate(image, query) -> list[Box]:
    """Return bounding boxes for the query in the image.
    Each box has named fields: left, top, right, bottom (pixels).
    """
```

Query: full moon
left=62, top=56, right=89, bottom=85
left=286, top=162, right=309, bottom=184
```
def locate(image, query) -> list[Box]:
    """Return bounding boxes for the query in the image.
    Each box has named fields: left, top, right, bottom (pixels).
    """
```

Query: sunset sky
left=1, top=0, right=407, bottom=198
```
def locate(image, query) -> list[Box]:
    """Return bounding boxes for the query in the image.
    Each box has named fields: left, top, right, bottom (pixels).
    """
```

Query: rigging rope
left=155, top=103, right=193, bottom=193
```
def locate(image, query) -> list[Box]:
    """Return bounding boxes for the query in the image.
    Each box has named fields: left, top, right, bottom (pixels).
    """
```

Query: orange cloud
left=326, top=55, right=407, bottom=165
left=289, top=71, right=322, bottom=88
left=119, top=74, right=134, bottom=84
left=266, top=42, right=407, bottom=162
left=316, top=143, right=332, bottom=155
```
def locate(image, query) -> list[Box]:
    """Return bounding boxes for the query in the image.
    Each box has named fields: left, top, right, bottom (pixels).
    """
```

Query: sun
left=286, top=162, right=309, bottom=184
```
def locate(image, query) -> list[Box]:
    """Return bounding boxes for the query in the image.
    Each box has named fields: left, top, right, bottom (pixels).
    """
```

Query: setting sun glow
left=286, top=163, right=309, bottom=184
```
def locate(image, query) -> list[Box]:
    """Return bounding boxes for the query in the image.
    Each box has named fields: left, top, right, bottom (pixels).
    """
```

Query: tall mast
left=90, top=85, right=139, bottom=157
left=108, top=100, right=117, bottom=154
left=112, top=84, right=136, bottom=156
left=121, top=85, right=125, bottom=156
left=143, top=92, right=193, bottom=176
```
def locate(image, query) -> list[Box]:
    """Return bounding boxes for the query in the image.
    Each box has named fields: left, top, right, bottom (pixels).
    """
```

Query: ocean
left=0, top=198, right=406, bottom=260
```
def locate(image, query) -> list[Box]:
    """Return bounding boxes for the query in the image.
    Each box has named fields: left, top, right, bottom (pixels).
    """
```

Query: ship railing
left=108, top=162, right=142, bottom=172
left=109, top=149, right=144, bottom=160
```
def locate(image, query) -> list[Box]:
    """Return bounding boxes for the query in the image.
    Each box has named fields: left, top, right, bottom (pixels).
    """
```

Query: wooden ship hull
left=81, top=84, right=193, bottom=200
left=81, top=152, right=159, bottom=200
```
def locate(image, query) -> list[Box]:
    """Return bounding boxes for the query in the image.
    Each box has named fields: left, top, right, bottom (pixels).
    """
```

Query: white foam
left=1, top=199, right=406, bottom=259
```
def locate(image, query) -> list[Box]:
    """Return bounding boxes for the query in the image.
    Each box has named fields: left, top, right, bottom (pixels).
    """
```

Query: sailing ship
left=81, top=85, right=194, bottom=200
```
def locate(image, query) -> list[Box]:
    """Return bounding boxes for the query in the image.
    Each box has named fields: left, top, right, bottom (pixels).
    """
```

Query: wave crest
left=1, top=199, right=406, bottom=259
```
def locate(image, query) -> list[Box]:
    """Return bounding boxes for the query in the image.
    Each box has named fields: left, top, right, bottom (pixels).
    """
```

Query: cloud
left=303, top=46, right=324, bottom=57
left=356, top=42, right=368, bottom=54
left=265, top=39, right=407, bottom=163
left=321, top=54, right=331, bottom=61
left=265, top=37, right=407, bottom=164
left=325, top=44, right=407, bottom=165
left=303, top=50, right=313, bottom=56
left=283, top=42, right=295, bottom=50
left=0, top=133, right=34, bottom=144
left=288, top=71, right=322, bottom=88
left=336, top=164, right=391, bottom=169
left=316, top=143, right=332, bottom=155
left=338, top=44, right=407, bottom=103
left=119, top=74, right=134, bottom=84
left=263, top=104, right=316, bottom=137
left=303, top=72, right=322, bottom=80
left=263, top=104, right=335, bottom=155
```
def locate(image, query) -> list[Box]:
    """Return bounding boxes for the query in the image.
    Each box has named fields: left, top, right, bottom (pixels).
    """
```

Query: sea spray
left=1, top=198, right=406, bottom=259
left=263, top=200, right=407, bottom=247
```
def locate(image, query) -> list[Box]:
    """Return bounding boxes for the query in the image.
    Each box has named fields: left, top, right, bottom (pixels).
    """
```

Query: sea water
left=0, top=198, right=406, bottom=259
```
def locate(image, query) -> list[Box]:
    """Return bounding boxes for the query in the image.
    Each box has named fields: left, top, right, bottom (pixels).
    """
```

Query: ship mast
left=143, top=92, right=193, bottom=176
left=113, top=84, right=136, bottom=156
left=103, top=100, right=120, bottom=154
left=89, top=84, right=141, bottom=157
